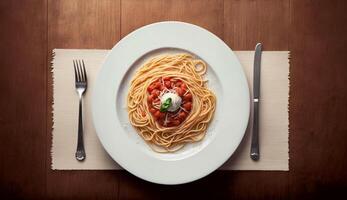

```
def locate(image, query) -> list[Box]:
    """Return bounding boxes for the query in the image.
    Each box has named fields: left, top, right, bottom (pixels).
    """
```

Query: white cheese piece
left=160, top=92, right=182, bottom=112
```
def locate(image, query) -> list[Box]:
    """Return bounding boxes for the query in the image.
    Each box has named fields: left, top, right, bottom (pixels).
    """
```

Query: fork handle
left=75, top=98, right=86, bottom=161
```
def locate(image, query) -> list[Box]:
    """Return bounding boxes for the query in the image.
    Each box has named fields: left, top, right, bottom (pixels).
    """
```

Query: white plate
left=92, top=21, right=250, bottom=184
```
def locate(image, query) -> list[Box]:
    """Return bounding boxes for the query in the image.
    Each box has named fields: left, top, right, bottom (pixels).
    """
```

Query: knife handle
left=250, top=99, right=260, bottom=161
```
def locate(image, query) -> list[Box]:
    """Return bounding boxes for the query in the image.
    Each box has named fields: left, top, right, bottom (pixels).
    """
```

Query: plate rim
left=92, top=21, right=250, bottom=184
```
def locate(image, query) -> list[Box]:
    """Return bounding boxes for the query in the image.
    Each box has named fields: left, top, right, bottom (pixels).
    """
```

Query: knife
left=250, top=43, right=262, bottom=161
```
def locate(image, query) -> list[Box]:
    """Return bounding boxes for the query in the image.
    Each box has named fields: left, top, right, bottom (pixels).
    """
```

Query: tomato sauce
left=147, top=77, right=193, bottom=127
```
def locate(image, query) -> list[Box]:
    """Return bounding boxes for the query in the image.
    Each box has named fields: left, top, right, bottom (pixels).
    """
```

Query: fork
left=73, top=60, right=87, bottom=161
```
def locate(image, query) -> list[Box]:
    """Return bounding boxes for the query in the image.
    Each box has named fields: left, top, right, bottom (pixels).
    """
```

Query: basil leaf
left=160, top=98, right=172, bottom=112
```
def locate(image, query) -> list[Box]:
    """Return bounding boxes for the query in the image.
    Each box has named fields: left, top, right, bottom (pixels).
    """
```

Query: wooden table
left=1, top=0, right=346, bottom=199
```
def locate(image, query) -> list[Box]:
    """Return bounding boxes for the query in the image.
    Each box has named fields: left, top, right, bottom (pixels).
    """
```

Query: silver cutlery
left=250, top=43, right=262, bottom=161
left=73, top=60, right=87, bottom=161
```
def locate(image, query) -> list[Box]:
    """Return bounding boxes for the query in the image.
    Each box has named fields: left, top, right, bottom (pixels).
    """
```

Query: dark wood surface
left=1, top=0, right=347, bottom=199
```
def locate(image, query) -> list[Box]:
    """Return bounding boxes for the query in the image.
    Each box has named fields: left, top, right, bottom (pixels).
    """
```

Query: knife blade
left=250, top=43, right=262, bottom=161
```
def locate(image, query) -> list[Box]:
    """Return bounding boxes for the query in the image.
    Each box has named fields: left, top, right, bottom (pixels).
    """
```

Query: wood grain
left=224, top=0, right=290, bottom=50
left=118, top=171, right=289, bottom=200
left=0, top=0, right=47, bottom=198
left=121, top=0, right=224, bottom=38
left=48, top=0, right=120, bottom=49
left=289, top=0, right=347, bottom=198
left=0, top=0, right=347, bottom=199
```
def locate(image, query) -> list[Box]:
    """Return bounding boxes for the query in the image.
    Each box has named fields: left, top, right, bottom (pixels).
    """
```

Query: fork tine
left=73, top=60, right=79, bottom=82
left=78, top=60, right=85, bottom=82
left=77, top=60, right=82, bottom=82
left=82, top=60, right=87, bottom=82
left=78, top=60, right=82, bottom=82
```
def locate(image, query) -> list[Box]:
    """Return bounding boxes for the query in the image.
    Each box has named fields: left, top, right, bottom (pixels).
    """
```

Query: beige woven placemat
left=51, top=49, right=289, bottom=170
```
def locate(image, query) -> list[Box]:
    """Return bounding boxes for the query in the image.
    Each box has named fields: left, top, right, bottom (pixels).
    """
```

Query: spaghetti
left=127, top=53, right=216, bottom=152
